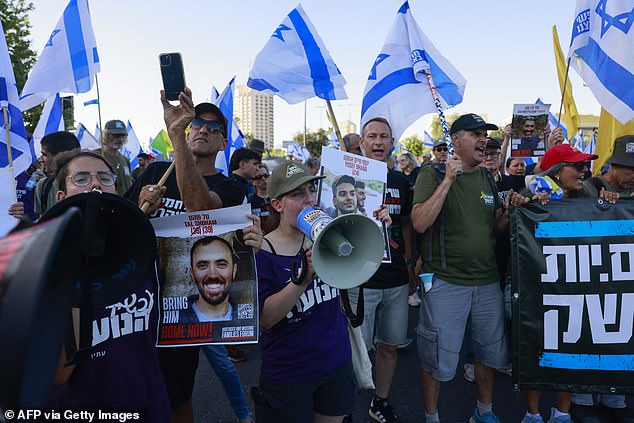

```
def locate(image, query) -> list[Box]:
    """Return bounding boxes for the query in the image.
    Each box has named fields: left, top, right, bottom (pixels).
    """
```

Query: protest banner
left=510, top=103, right=551, bottom=158
left=511, top=199, right=634, bottom=393
left=318, top=147, right=391, bottom=262
left=152, top=204, right=258, bottom=346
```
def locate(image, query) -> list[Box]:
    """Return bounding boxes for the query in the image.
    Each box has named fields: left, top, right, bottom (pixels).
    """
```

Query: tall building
left=338, top=120, right=357, bottom=136
left=234, top=85, right=274, bottom=150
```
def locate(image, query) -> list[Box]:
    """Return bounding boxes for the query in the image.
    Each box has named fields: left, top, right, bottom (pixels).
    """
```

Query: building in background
left=338, top=120, right=357, bottom=135
left=234, top=84, right=274, bottom=150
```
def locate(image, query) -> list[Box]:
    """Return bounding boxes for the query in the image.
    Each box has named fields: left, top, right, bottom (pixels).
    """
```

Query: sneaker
left=464, top=363, right=475, bottom=383
left=569, top=403, right=600, bottom=423
left=226, top=345, right=247, bottom=362
left=469, top=407, right=500, bottom=423
left=521, top=414, right=544, bottom=423
left=369, top=398, right=399, bottom=423
left=408, top=291, right=422, bottom=306
left=397, top=338, right=412, bottom=349
left=342, top=414, right=353, bottom=423
left=596, top=403, right=634, bottom=423
left=546, top=408, right=572, bottom=423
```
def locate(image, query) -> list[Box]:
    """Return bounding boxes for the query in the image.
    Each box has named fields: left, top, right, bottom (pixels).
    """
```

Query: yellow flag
left=552, top=25, right=579, bottom=141
left=151, top=129, right=174, bottom=157
left=593, top=108, right=634, bottom=175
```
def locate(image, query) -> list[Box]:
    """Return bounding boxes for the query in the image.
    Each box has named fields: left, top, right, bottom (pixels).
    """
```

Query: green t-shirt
left=413, top=166, right=499, bottom=286
left=34, top=176, right=58, bottom=216
left=582, top=175, right=634, bottom=198
left=93, top=148, right=132, bottom=195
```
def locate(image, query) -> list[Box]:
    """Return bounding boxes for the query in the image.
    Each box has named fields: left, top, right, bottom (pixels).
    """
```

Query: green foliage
left=1, top=0, right=42, bottom=133
left=402, top=135, right=425, bottom=158
left=292, top=128, right=329, bottom=158
left=430, top=113, right=504, bottom=142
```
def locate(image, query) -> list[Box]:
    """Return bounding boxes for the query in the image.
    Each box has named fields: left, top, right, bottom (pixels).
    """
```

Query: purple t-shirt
left=256, top=249, right=351, bottom=384
left=47, top=274, right=171, bottom=422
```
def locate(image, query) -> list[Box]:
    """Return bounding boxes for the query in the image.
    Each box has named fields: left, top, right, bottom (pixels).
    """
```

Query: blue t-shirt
left=256, top=249, right=351, bottom=384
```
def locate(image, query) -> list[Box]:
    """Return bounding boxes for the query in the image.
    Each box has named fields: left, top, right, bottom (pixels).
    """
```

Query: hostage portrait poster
left=318, top=147, right=391, bottom=262
left=152, top=204, right=258, bottom=346
left=510, top=103, right=551, bottom=158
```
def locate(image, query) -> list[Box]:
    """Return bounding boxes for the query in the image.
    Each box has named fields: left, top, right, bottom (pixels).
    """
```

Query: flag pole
left=2, top=106, right=13, bottom=168
left=325, top=100, right=346, bottom=152
left=420, top=61, right=454, bottom=155
left=303, top=100, right=307, bottom=146
left=556, top=57, right=572, bottom=128
left=140, top=161, right=175, bottom=213
left=95, top=74, right=103, bottom=138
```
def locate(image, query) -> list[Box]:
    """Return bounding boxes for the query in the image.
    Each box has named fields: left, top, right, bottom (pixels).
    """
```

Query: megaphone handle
left=290, top=249, right=308, bottom=285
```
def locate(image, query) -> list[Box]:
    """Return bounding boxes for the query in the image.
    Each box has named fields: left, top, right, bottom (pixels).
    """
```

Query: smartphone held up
left=159, top=53, right=186, bottom=101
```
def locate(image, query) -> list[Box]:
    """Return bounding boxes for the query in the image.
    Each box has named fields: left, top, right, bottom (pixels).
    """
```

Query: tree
left=292, top=128, right=329, bottom=158
left=403, top=135, right=425, bottom=158
left=1, top=0, right=42, bottom=133
left=430, top=113, right=504, bottom=142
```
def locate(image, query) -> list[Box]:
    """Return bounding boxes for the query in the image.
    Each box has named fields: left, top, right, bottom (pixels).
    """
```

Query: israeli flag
left=567, top=0, right=634, bottom=124
left=361, top=2, right=466, bottom=142
left=121, top=121, right=143, bottom=169
left=213, top=77, right=246, bottom=175
left=247, top=4, right=347, bottom=104
left=20, top=0, right=100, bottom=110
left=423, top=131, right=434, bottom=148
left=94, top=122, right=101, bottom=140
left=75, top=122, right=100, bottom=149
left=327, top=128, right=340, bottom=149
left=287, top=142, right=310, bottom=161
left=0, top=19, right=32, bottom=176
left=32, top=93, right=65, bottom=158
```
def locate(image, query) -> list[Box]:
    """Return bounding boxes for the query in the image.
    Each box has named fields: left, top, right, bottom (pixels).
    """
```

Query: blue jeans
left=572, top=393, right=627, bottom=408
left=202, top=345, right=250, bottom=420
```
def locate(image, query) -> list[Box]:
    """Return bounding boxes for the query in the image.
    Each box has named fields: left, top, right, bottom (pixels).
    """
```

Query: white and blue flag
left=423, top=131, right=434, bottom=148
left=361, top=2, right=466, bottom=142
left=94, top=122, right=101, bottom=141
left=75, top=122, right=100, bottom=150
left=20, top=0, right=100, bottom=110
left=287, top=142, right=310, bottom=161
left=32, top=93, right=65, bottom=159
left=567, top=0, right=634, bottom=124
left=121, top=121, right=143, bottom=169
left=0, top=20, right=32, bottom=176
left=213, top=77, right=246, bottom=175
left=247, top=4, right=347, bottom=105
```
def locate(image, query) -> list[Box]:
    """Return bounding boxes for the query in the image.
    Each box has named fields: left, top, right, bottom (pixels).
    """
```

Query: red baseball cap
left=540, top=144, right=598, bottom=171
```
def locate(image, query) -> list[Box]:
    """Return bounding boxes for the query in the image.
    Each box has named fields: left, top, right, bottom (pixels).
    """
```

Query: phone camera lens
left=160, top=55, right=171, bottom=66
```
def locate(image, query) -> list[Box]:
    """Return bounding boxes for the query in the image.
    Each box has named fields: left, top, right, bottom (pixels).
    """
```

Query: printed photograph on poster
left=151, top=204, right=258, bottom=347
left=510, top=103, right=551, bottom=158
left=318, top=147, right=391, bottom=262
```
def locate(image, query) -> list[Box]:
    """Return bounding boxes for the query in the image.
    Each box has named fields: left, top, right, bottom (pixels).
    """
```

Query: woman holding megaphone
left=253, top=160, right=353, bottom=423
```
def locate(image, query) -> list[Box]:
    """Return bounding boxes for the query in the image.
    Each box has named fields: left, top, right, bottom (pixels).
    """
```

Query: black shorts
left=252, top=361, right=354, bottom=423
left=157, top=346, right=201, bottom=408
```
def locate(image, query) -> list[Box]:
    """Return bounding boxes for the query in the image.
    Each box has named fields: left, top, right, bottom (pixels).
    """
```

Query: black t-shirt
left=404, top=167, right=421, bottom=189
left=364, top=169, right=411, bottom=290
left=494, top=173, right=525, bottom=282
left=125, top=161, right=246, bottom=217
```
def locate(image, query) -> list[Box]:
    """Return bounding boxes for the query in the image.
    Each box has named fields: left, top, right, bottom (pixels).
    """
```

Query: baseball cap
left=608, top=135, right=634, bottom=167
left=104, top=120, right=127, bottom=135
left=540, top=143, right=599, bottom=171
left=194, top=103, right=228, bottom=137
left=433, top=139, right=447, bottom=148
left=268, top=160, right=325, bottom=199
left=486, top=137, right=501, bottom=149
left=450, top=113, right=498, bottom=135
left=249, top=139, right=265, bottom=154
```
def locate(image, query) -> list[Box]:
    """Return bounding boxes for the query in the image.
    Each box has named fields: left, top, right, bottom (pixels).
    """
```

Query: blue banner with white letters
left=511, top=199, right=634, bottom=393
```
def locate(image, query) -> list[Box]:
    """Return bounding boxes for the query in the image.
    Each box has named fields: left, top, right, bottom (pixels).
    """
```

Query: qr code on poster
left=238, top=304, right=254, bottom=319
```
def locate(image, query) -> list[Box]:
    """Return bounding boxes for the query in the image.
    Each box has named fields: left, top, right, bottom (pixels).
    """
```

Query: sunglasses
left=67, top=171, right=117, bottom=187
left=565, top=162, right=591, bottom=171
left=434, top=147, right=448, bottom=152
left=253, top=173, right=270, bottom=181
left=484, top=151, right=501, bottom=158
left=191, top=118, right=225, bottom=133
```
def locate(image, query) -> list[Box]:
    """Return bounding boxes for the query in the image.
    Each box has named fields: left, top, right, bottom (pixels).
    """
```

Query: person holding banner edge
left=411, top=113, right=528, bottom=423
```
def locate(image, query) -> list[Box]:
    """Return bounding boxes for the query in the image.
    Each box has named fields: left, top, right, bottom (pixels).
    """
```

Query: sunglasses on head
left=434, top=146, right=448, bottom=152
left=67, top=171, right=116, bottom=187
left=565, top=162, right=591, bottom=171
left=191, top=118, right=225, bottom=133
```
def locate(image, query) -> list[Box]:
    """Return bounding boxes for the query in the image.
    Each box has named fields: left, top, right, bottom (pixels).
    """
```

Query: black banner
left=511, top=198, right=634, bottom=393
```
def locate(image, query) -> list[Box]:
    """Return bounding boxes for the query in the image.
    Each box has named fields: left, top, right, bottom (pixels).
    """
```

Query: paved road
left=192, top=305, right=631, bottom=422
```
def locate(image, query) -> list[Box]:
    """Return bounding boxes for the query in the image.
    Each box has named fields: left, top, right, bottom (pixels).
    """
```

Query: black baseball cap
left=609, top=135, right=634, bottom=167
left=194, top=103, right=228, bottom=137
left=486, top=137, right=501, bottom=149
left=450, top=113, right=498, bottom=135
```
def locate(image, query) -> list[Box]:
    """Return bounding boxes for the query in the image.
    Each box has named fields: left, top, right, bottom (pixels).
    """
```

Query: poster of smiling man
left=510, top=103, right=551, bottom=158
left=152, top=204, right=258, bottom=346
left=318, top=147, right=391, bottom=262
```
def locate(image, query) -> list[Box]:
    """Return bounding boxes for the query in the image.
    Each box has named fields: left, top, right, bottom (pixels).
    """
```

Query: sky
left=24, top=0, right=601, bottom=147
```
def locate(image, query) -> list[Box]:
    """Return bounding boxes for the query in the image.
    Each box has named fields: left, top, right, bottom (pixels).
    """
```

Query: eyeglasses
left=67, top=171, right=117, bottom=187
left=191, top=118, right=225, bottom=133
left=253, top=174, right=270, bottom=181
left=565, top=162, right=590, bottom=172
left=484, top=151, right=501, bottom=158
left=434, top=147, right=448, bottom=152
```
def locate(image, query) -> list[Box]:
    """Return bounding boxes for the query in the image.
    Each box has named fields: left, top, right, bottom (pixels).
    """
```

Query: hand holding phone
left=159, top=53, right=185, bottom=101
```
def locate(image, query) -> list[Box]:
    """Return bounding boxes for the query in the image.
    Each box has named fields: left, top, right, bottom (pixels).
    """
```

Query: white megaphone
left=296, top=207, right=385, bottom=289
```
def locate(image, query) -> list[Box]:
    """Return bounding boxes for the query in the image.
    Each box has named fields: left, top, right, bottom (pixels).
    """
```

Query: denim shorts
left=416, top=277, right=508, bottom=381
left=346, top=284, right=408, bottom=351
